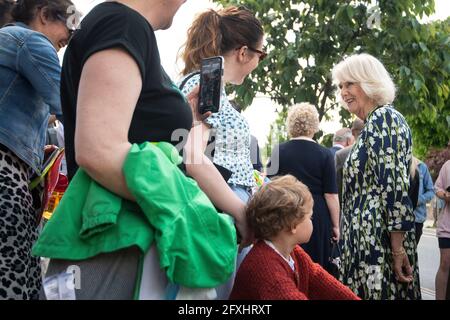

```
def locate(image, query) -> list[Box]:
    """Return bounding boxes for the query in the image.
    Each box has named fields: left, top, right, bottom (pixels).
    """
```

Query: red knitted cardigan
left=230, top=241, right=360, bottom=300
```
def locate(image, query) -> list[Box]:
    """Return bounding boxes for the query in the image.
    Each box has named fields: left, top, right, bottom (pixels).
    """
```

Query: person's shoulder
left=315, top=142, right=333, bottom=157
left=443, top=160, right=450, bottom=171
left=335, top=146, right=350, bottom=163
left=293, top=245, right=309, bottom=258
left=14, top=28, right=57, bottom=59
left=292, top=245, right=315, bottom=268
left=1, top=23, right=32, bottom=37
left=418, top=161, right=427, bottom=172
left=177, top=72, right=200, bottom=93
left=88, top=2, right=145, bottom=22
left=277, top=140, right=299, bottom=154
left=372, top=104, right=407, bottom=124
left=238, top=242, right=279, bottom=274
left=83, top=2, right=153, bottom=36
left=336, top=145, right=351, bottom=157
left=4, top=24, right=54, bottom=50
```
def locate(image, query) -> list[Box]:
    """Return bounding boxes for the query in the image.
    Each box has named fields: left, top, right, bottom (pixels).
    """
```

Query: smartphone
left=199, top=56, right=224, bottom=114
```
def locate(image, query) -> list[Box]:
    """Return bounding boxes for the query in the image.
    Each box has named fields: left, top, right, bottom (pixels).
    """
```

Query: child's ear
left=290, top=224, right=298, bottom=235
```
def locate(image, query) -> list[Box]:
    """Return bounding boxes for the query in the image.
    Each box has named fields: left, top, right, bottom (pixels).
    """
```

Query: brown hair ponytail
left=180, top=9, right=222, bottom=75
left=180, top=6, right=263, bottom=76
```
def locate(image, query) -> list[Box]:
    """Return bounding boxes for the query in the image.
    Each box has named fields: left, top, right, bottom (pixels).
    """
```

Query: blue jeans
left=229, top=184, right=252, bottom=203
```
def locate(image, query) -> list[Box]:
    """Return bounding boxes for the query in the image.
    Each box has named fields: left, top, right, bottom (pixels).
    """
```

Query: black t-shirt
left=61, top=2, right=192, bottom=179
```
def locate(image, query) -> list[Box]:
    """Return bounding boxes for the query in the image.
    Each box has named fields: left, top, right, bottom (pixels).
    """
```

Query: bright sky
left=71, top=0, right=450, bottom=147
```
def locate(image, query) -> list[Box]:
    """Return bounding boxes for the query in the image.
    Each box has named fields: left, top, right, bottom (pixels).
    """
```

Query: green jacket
left=33, top=142, right=237, bottom=288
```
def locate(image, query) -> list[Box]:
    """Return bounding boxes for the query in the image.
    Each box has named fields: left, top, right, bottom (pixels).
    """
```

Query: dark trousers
left=415, top=223, right=424, bottom=244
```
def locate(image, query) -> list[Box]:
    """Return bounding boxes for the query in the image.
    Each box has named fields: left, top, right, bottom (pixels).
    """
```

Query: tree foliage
left=214, top=0, right=450, bottom=157
left=425, top=143, right=450, bottom=180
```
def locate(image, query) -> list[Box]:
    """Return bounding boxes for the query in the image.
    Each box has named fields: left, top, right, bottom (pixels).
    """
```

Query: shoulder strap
left=178, top=71, right=200, bottom=91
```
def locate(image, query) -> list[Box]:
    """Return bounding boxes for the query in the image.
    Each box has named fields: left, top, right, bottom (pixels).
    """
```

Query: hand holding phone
left=186, top=86, right=211, bottom=126
left=199, top=56, right=223, bottom=114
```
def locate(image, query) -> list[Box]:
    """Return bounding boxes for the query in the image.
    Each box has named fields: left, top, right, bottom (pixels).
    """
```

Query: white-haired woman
left=332, top=53, right=420, bottom=300
left=267, top=103, right=340, bottom=272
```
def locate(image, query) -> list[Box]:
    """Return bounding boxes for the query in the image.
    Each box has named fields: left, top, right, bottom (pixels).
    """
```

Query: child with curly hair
left=230, top=175, right=360, bottom=300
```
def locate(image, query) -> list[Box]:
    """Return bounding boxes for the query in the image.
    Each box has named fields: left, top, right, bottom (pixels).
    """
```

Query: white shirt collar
left=332, top=144, right=345, bottom=150
left=264, top=240, right=295, bottom=271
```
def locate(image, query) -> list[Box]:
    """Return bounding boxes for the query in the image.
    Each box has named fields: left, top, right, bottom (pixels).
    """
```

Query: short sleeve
left=80, top=10, right=151, bottom=83
left=435, top=160, right=450, bottom=192
left=204, top=109, right=222, bottom=129
left=179, top=73, right=200, bottom=96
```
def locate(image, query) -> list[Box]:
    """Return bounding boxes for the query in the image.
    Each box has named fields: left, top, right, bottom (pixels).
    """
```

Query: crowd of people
left=0, top=0, right=449, bottom=301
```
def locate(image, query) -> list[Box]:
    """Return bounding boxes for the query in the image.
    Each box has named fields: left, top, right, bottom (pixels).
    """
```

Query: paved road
left=418, top=227, right=439, bottom=300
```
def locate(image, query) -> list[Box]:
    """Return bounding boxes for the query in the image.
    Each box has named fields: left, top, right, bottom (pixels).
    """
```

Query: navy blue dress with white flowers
left=340, top=105, right=421, bottom=300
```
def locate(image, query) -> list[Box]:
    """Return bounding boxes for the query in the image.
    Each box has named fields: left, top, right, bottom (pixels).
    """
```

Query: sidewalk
left=420, top=215, right=438, bottom=300
left=423, top=219, right=436, bottom=236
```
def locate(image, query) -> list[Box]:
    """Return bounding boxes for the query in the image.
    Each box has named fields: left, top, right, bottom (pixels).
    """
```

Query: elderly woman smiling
left=332, top=53, right=420, bottom=300
left=267, top=103, right=340, bottom=272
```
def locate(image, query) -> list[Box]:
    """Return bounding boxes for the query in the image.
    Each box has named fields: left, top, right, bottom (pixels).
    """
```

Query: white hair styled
left=332, top=53, right=396, bottom=106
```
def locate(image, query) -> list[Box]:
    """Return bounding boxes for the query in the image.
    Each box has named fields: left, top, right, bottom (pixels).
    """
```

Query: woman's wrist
left=232, top=203, right=246, bottom=220
left=392, top=247, right=406, bottom=257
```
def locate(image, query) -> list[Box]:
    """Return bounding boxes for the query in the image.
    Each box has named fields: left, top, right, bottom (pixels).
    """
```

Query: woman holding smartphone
left=178, top=6, right=265, bottom=299
left=179, top=6, right=265, bottom=203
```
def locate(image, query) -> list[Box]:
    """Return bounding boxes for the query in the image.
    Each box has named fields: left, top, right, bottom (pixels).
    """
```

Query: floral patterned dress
left=340, top=105, right=421, bottom=300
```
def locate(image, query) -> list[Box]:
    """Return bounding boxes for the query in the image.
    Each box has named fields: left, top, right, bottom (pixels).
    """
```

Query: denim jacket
left=0, top=22, right=62, bottom=174
left=414, top=162, right=435, bottom=223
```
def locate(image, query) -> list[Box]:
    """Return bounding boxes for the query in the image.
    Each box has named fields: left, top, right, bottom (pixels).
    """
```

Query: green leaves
left=214, top=0, right=448, bottom=157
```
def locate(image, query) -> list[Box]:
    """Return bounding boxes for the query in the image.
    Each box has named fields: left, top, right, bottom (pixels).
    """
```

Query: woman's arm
left=323, top=149, right=340, bottom=241
left=75, top=48, right=142, bottom=201
left=419, top=166, right=435, bottom=205
left=181, top=82, right=252, bottom=247
left=435, top=163, right=450, bottom=203
left=324, top=193, right=340, bottom=241
left=184, top=122, right=251, bottom=248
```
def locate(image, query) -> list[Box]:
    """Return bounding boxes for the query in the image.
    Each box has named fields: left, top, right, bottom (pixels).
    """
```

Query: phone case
left=199, top=56, right=223, bottom=114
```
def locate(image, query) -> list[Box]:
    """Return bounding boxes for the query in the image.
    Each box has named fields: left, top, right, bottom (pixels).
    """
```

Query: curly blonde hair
left=286, top=103, right=320, bottom=138
left=246, top=175, right=313, bottom=240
